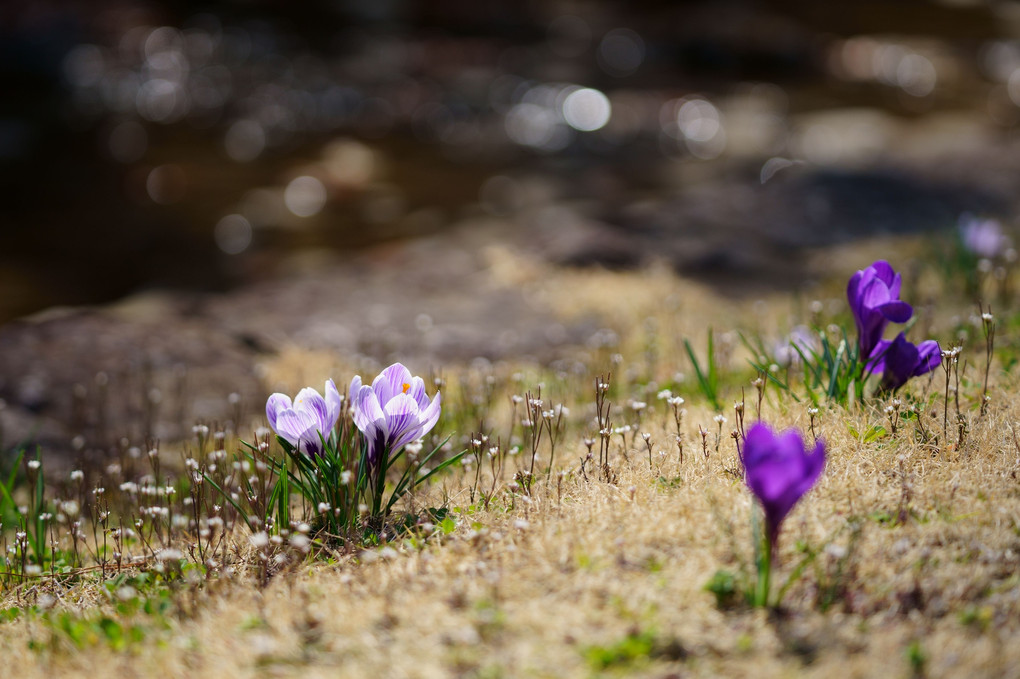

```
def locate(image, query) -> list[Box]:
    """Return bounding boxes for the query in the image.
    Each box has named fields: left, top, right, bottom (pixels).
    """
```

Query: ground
left=1, top=236, right=1019, bottom=678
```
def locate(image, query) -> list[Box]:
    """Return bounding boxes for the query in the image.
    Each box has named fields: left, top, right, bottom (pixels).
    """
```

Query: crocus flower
left=743, top=422, right=825, bottom=550
left=865, top=333, right=941, bottom=393
left=847, top=260, right=913, bottom=360
left=349, top=363, right=441, bottom=467
left=266, top=380, right=342, bottom=455
left=959, top=214, right=1006, bottom=259
left=773, top=325, right=820, bottom=368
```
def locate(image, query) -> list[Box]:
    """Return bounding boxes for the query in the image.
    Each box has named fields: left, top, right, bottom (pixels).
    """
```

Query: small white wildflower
left=27, top=460, right=40, bottom=471
left=630, top=401, right=647, bottom=411
left=713, top=414, right=727, bottom=424
left=155, top=548, right=183, bottom=561
left=70, top=470, right=84, bottom=482
left=290, top=534, right=311, bottom=553
left=657, top=389, right=673, bottom=400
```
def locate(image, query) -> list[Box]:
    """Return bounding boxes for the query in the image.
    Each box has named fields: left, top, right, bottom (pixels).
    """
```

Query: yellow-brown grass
left=2, top=240, right=1019, bottom=678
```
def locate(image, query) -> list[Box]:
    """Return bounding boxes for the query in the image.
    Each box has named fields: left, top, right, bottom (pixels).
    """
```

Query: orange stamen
left=402, top=383, right=411, bottom=394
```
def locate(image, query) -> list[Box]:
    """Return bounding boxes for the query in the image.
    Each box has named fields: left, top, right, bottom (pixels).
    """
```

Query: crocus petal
left=383, top=393, right=424, bottom=450
left=274, top=408, right=318, bottom=448
left=406, top=376, right=428, bottom=409
left=913, top=340, right=942, bottom=377
left=418, top=390, right=442, bottom=437
left=865, top=340, right=892, bottom=375
left=860, top=276, right=893, bottom=309
left=373, top=363, right=414, bottom=407
left=846, top=270, right=863, bottom=316
left=876, top=300, right=913, bottom=323
left=294, top=387, right=329, bottom=432
left=324, top=378, right=342, bottom=431
left=353, top=385, right=386, bottom=433
left=266, top=393, right=292, bottom=430
left=869, top=260, right=898, bottom=291
left=882, top=334, right=919, bottom=391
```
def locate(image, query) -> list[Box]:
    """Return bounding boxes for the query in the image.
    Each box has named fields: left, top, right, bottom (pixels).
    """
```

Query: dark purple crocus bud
left=865, top=333, right=941, bottom=393
left=743, top=422, right=825, bottom=550
left=847, top=260, right=913, bottom=360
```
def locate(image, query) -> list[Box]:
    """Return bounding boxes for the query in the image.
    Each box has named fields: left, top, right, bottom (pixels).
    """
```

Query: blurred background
left=3, top=0, right=1020, bottom=455
left=4, top=0, right=1020, bottom=320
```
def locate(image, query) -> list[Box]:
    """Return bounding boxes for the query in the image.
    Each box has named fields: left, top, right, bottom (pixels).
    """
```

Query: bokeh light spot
left=562, top=88, right=611, bottom=131
left=214, top=214, right=253, bottom=254
left=284, top=176, right=327, bottom=217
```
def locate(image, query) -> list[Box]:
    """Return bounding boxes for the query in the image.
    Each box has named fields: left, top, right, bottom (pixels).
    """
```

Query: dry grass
left=2, top=240, right=1019, bottom=678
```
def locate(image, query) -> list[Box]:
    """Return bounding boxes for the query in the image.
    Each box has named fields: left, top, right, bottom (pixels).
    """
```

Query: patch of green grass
left=582, top=627, right=687, bottom=672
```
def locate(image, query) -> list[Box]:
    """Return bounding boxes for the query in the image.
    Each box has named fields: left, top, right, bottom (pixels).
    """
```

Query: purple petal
left=372, top=363, right=413, bottom=407
left=275, top=408, right=318, bottom=449
left=912, top=340, right=942, bottom=377
left=324, top=379, right=342, bottom=431
left=877, top=300, right=912, bottom=323
left=352, top=385, right=385, bottom=434
left=865, top=339, right=892, bottom=375
left=881, top=333, right=919, bottom=391
left=869, top=260, right=897, bottom=289
left=266, top=393, right=292, bottom=431
left=383, top=393, right=424, bottom=450
left=418, top=390, right=442, bottom=437
left=846, top=270, right=863, bottom=316
left=860, top=275, right=892, bottom=310
left=406, top=376, right=428, bottom=409
left=294, top=387, right=329, bottom=432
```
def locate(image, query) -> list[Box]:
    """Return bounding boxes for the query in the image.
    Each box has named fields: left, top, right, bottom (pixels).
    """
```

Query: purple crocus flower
left=266, top=380, right=342, bottom=455
left=959, top=215, right=1005, bottom=259
left=847, top=260, right=913, bottom=360
left=743, top=422, right=825, bottom=550
left=865, top=333, right=941, bottom=393
left=349, top=363, right=441, bottom=467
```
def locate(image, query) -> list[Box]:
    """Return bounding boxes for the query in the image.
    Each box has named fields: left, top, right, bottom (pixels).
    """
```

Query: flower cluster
left=847, top=260, right=940, bottom=393
left=267, top=364, right=442, bottom=463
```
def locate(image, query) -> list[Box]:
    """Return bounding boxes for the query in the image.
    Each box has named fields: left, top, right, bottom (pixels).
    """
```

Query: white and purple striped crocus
left=266, top=380, right=342, bottom=455
left=866, top=333, right=941, bottom=393
left=349, top=363, right=441, bottom=467
left=847, top=260, right=913, bottom=360
left=743, top=422, right=825, bottom=551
